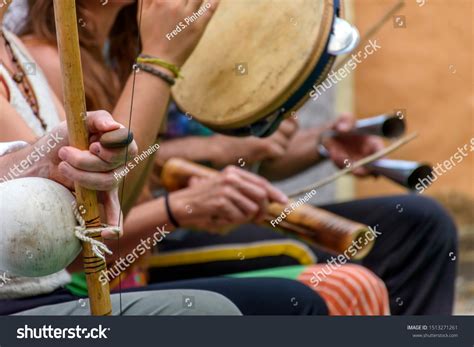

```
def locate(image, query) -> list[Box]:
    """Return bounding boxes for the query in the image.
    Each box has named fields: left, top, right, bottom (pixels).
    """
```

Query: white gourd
left=0, top=178, right=81, bottom=277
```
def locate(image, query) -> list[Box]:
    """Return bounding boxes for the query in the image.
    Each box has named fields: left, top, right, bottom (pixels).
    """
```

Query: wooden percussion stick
left=288, top=132, right=418, bottom=198
left=53, top=0, right=111, bottom=316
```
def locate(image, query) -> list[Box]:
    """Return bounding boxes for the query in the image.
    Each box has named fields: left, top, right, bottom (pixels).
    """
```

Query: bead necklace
left=0, top=29, right=46, bottom=130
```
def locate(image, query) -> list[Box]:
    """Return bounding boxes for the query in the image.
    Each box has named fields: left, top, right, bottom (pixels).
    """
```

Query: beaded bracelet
left=137, top=54, right=182, bottom=78
left=134, top=63, right=175, bottom=86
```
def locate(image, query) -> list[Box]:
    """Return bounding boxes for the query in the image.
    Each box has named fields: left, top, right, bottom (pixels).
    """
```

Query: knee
left=188, top=290, right=242, bottom=316
left=347, top=265, right=390, bottom=315
left=125, top=289, right=242, bottom=316
left=313, top=264, right=389, bottom=315
left=277, top=279, right=329, bottom=315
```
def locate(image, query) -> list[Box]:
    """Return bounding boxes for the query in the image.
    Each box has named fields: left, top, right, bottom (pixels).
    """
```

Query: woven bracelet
left=134, top=63, right=175, bottom=86
left=137, top=54, right=182, bottom=78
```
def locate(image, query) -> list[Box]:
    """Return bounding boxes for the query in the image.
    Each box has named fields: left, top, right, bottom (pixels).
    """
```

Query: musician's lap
left=150, top=194, right=456, bottom=315
left=13, top=290, right=241, bottom=316
left=9, top=278, right=328, bottom=316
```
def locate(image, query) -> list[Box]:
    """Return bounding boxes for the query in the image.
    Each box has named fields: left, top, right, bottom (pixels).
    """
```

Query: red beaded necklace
left=0, top=29, right=46, bottom=130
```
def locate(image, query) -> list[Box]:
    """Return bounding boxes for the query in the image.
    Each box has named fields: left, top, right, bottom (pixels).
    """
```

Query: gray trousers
left=14, top=289, right=242, bottom=316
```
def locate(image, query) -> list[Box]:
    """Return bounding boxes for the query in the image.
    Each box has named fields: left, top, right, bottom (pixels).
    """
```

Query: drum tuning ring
left=328, top=17, right=360, bottom=56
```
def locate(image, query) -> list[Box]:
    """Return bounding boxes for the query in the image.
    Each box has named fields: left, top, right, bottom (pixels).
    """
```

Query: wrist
left=138, top=61, right=173, bottom=76
left=164, top=192, right=182, bottom=228
left=210, top=136, right=228, bottom=168
left=17, top=144, right=52, bottom=180
left=140, top=49, right=181, bottom=68
left=314, top=129, right=330, bottom=162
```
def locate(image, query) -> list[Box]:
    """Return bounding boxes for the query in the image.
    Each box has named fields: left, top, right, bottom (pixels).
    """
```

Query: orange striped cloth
left=298, top=264, right=390, bottom=316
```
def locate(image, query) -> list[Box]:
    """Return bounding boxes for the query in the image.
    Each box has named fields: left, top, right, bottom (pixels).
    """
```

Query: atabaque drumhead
left=172, top=0, right=354, bottom=137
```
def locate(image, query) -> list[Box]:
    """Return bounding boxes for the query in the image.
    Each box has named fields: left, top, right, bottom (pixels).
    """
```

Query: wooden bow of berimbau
left=53, top=0, right=112, bottom=316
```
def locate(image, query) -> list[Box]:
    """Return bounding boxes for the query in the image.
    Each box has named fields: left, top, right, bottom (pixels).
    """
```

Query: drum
left=172, top=0, right=359, bottom=137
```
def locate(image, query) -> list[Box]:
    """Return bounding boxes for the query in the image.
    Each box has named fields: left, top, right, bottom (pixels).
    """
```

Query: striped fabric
left=298, top=264, right=390, bottom=316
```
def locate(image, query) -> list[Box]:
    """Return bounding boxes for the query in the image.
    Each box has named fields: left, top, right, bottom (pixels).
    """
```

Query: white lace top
left=0, top=30, right=70, bottom=300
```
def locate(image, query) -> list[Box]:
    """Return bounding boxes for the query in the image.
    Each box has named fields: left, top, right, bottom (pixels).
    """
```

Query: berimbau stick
left=53, top=0, right=112, bottom=316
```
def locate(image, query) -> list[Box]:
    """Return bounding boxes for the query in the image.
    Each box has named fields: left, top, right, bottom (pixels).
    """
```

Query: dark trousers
left=321, top=194, right=457, bottom=315
left=152, top=194, right=458, bottom=315
left=138, top=277, right=328, bottom=315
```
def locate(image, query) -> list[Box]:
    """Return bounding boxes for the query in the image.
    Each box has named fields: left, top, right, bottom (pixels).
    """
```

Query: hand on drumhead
left=45, top=111, right=138, bottom=191
left=140, top=0, right=220, bottom=67
left=322, top=113, right=385, bottom=176
left=167, top=165, right=288, bottom=233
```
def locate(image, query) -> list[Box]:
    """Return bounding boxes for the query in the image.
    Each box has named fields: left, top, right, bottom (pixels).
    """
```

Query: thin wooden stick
left=288, top=132, right=418, bottom=198
left=53, top=0, right=112, bottom=316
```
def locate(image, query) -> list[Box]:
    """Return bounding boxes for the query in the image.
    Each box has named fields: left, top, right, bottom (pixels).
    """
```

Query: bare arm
left=155, top=121, right=321, bottom=183
left=113, top=68, right=171, bottom=213
left=155, top=118, right=299, bottom=178
left=24, top=0, right=220, bottom=214
left=104, top=196, right=170, bottom=261
left=156, top=135, right=260, bottom=169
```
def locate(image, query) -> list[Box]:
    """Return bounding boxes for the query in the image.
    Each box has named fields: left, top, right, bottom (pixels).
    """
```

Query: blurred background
left=354, top=0, right=473, bottom=316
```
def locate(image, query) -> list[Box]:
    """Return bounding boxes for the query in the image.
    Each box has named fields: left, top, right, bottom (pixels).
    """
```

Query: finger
left=323, top=138, right=350, bottom=168
left=86, top=111, right=122, bottom=134
left=223, top=174, right=267, bottom=207
left=224, top=185, right=261, bottom=217
left=363, top=136, right=385, bottom=154
left=88, top=142, right=135, bottom=166
left=189, top=176, right=205, bottom=187
left=187, top=0, right=205, bottom=12
left=58, top=146, right=122, bottom=173
left=333, top=113, right=355, bottom=133
left=98, top=189, right=123, bottom=239
left=268, top=132, right=288, bottom=149
left=219, top=200, right=249, bottom=226
left=194, top=0, right=220, bottom=26
left=279, top=118, right=298, bottom=138
left=264, top=142, right=286, bottom=158
left=224, top=166, right=288, bottom=204
left=58, top=161, right=119, bottom=191
left=352, top=167, right=371, bottom=177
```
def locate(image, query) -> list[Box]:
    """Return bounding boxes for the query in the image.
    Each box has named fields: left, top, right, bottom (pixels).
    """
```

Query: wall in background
left=353, top=0, right=473, bottom=202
